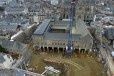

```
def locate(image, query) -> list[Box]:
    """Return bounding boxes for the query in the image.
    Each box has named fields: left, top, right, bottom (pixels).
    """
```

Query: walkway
left=103, top=43, right=114, bottom=76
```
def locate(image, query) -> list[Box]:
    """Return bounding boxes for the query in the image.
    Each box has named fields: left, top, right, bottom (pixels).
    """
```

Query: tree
left=0, top=7, right=4, bottom=12
left=0, top=45, right=6, bottom=53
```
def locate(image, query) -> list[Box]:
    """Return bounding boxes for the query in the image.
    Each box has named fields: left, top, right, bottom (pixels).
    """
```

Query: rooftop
left=5, top=1, right=27, bottom=14
left=0, top=54, right=5, bottom=63
left=34, top=19, right=51, bottom=35
left=0, top=17, right=29, bottom=31
left=5, top=6, right=25, bottom=12
left=45, top=32, right=81, bottom=41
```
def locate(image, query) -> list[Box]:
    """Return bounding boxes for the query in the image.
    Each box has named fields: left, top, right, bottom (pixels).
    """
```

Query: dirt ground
left=28, top=52, right=107, bottom=76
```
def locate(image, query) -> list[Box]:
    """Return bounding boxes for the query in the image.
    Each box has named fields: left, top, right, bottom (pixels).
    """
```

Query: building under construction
left=32, top=18, right=93, bottom=54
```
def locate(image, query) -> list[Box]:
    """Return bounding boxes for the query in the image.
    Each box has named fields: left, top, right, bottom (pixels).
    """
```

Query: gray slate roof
left=5, top=1, right=26, bottom=14
left=34, top=19, right=51, bottom=35
left=0, top=54, right=5, bottom=63
left=5, top=6, right=25, bottom=13
left=45, top=32, right=81, bottom=41
left=0, top=16, right=29, bottom=30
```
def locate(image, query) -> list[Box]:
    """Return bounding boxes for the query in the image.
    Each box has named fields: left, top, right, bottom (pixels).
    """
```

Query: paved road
left=102, top=43, right=114, bottom=76
left=95, top=35, right=114, bottom=76
left=93, top=33, right=114, bottom=76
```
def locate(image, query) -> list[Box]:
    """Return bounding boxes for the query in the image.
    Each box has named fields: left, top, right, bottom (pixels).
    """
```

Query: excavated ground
left=28, top=51, right=107, bottom=76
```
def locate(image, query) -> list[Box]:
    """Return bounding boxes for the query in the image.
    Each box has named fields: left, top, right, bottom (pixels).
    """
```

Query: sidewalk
left=102, top=43, right=114, bottom=76
left=107, top=55, right=114, bottom=76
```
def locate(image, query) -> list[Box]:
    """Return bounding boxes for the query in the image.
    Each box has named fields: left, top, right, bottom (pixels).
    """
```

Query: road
left=92, top=31, right=114, bottom=76
left=94, top=34, right=114, bottom=76
left=102, top=42, right=114, bottom=76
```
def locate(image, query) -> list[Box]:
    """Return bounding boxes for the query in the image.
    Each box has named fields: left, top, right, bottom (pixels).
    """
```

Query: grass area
left=28, top=52, right=107, bottom=76
left=0, top=45, right=20, bottom=59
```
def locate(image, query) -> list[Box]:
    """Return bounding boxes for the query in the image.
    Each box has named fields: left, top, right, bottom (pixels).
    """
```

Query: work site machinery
left=66, top=0, right=76, bottom=56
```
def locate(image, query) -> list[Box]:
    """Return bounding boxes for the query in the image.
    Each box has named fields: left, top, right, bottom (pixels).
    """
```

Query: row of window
left=51, top=42, right=66, bottom=45
left=37, top=40, right=79, bottom=46
left=47, top=40, right=78, bottom=46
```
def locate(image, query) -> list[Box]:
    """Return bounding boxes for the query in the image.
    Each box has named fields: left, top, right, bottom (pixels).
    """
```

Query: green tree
left=0, top=45, right=6, bottom=53
left=0, top=7, right=4, bottom=12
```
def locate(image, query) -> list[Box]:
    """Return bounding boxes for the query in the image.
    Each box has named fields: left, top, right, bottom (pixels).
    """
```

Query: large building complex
left=33, top=19, right=93, bottom=52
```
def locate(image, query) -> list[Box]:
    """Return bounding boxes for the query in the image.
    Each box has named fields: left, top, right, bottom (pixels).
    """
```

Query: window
left=63, top=43, right=65, bottom=45
left=55, top=43, right=57, bottom=45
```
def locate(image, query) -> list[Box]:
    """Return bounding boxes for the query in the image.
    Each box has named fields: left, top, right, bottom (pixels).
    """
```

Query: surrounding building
left=0, top=16, right=30, bottom=38
left=0, top=0, right=12, bottom=6
left=0, top=53, right=14, bottom=68
left=5, top=1, right=28, bottom=15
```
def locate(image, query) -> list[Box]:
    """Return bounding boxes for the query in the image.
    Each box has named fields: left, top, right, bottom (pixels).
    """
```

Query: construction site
left=0, top=0, right=114, bottom=76
left=27, top=47, right=106, bottom=76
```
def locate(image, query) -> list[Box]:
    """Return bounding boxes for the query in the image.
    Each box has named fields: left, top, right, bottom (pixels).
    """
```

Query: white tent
left=111, top=51, right=114, bottom=57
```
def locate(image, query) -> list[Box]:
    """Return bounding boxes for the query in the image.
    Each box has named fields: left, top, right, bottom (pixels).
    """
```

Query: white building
left=0, top=54, right=14, bottom=68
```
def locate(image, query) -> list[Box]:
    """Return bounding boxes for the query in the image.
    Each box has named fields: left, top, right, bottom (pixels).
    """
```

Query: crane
left=65, top=0, right=76, bottom=56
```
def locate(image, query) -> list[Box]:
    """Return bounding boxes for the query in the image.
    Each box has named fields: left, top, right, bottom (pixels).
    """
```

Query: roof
left=51, top=20, right=70, bottom=26
left=0, top=0, right=11, bottom=3
left=0, top=54, right=5, bottom=63
left=28, top=3, right=42, bottom=12
left=73, top=19, right=91, bottom=37
left=5, top=6, right=25, bottom=13
left=0, top=0, right=8, bottom=2
left=0, top=39, right=26, bottom=53
left=0, top=24, right=17, bottom=30
left=10, top=24, right=38, bottom=44
left=51, top=26, right=67, bottom=29
left=11, top=30, right=23, bottom=41
left=50, top=20, right=73, bottom=30
left=8, top=0, right=24, bottom=7
left=51, top=19, right=91, bottom=37
left=45, top=32, right=81, bottom=41
left=0, top=17, right=29, bottom=30
left=5, top=1, right=26, bottom=14
left=34, top=19, right=51, bottom=35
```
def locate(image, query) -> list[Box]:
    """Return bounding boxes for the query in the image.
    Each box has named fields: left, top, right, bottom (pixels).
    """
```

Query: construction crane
left=66, top=0, right=76, bottom=56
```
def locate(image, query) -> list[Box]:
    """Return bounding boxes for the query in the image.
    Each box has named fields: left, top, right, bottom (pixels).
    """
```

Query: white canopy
left=111, top=51, right=114, bottom=57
